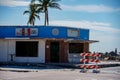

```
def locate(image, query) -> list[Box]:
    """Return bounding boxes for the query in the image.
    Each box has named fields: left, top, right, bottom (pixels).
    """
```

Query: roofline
left=0, top=25, right=89, bottom=30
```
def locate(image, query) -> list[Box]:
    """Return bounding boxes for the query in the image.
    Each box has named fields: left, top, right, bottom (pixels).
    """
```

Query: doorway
left=50, top=42, right=59, bottom=62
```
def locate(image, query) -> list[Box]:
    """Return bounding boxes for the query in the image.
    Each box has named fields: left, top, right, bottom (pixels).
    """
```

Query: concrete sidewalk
left=0, top=67, right=120, bottom=80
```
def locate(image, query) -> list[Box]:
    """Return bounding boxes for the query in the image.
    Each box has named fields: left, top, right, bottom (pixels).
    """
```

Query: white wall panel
left=68, top=53, right=82, bottom=63
left=0, top=40, right=8, bottom=62
left=0, top=39, right=46, bottom=63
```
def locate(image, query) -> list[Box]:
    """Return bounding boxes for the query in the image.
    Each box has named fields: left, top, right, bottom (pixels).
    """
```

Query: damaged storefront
left=0, top=26, right=98, bottom=63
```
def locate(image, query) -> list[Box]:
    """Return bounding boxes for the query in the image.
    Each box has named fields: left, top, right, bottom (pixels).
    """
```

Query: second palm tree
left=31, top=0, right=61, bottom=26
left=23, top=3, right=40, bottom=26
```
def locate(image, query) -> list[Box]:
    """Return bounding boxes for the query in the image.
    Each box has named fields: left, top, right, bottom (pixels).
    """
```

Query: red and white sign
left=80, top=59, right=100, bottom=63
left=80, top=65, right=100, bottom=69
left=16, top=28, right=38, bottom=36
left=80, top=52, right=101, bottom=70
left=80, top=53, right=101, bottom=57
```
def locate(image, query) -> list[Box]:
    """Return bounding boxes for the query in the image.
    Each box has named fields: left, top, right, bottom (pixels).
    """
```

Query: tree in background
left=31, top=0, right=61, bottom=26
left=23, top=3, right=40, bottom=26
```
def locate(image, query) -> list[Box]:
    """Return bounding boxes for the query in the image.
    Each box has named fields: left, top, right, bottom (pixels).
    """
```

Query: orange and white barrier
left=80, top=52, right=101, bottom=72
left=80, top=65, right=100, bottom=69
left=80, top=59, right=100, bottom=63
left=80, top=53, right=101, bottom=57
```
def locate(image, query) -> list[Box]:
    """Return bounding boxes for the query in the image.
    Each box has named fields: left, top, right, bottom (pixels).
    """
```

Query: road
left=0, top=67, right=120, bottom=80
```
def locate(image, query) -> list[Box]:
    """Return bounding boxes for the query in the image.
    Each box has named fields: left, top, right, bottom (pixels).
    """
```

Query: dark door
left=50, top=42, right=59, bottom=62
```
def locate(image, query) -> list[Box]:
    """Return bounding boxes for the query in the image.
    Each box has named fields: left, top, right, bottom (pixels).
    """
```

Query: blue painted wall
left=0, top=26, right=89, bottom=40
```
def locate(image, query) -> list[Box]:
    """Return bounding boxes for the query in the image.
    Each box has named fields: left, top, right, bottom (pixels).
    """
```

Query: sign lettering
left=16, top=28, right=38, bottom=36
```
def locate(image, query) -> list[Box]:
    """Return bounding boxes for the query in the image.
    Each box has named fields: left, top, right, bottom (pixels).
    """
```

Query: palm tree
left=23, top=3, right=40, bottom=26
left=32, top=0, right=61, bottom=26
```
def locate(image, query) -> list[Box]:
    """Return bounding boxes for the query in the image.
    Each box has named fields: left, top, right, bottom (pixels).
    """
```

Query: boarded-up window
left=16, top=41, right=38, bottom=57
left=69, top=43, right=83, bottom=53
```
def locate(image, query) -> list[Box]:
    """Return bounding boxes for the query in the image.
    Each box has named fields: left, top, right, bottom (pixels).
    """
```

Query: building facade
left=0, top=26, right=97, bottom=63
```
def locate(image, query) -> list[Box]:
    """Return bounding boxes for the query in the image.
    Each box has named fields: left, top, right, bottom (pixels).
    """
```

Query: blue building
left=0, top=26, right=98, bottom=63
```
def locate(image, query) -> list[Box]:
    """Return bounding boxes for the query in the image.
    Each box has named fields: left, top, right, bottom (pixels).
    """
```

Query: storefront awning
left=65, top=39, right=99, bottom=43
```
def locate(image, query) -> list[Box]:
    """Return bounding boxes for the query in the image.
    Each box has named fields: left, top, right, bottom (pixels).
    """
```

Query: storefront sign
left=30, top=28, right=38, bottom=36
left=16, top=28, right=38, bottom=36
left=67, top=29, right=79, bottom=37
left=52, top=28, right=59, bottom=36
left=16, top=28, right=24, bottom=36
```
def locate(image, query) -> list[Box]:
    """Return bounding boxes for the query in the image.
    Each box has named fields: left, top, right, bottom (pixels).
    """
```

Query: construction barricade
left=80, top=52, right=101, bottom=73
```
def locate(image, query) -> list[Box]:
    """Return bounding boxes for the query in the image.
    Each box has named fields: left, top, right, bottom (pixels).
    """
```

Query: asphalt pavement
left=0, top=66, right=120, bottom=80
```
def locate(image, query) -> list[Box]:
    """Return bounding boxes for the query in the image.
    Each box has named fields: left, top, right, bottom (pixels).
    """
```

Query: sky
left=0, top=0, right=120, bottom=53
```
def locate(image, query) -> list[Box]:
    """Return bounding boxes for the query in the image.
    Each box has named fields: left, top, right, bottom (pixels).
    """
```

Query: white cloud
left=61, top=4, right=120, bottom=12
left=50, top=20, right=120, bottom=34
left=50, top=20, right=120, bottom=52
left=1, top=0, right=120, bottom=13
left=0, top=0, right=30, bottom=7
left=90, top=31, right=120, bottom=52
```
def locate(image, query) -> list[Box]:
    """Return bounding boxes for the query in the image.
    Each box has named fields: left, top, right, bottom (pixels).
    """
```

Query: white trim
left=5, top=37, right=30, bottom=39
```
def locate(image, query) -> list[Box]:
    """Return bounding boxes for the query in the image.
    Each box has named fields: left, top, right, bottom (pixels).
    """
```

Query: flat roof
left=0, top=26, right=90, bottom=41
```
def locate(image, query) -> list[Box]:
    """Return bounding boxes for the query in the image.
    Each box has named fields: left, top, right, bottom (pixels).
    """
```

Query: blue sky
left=0, top=0, right=120, bottom=53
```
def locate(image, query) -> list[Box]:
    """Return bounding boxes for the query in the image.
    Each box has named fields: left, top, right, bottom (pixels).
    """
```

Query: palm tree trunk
left=44, top=12, right=46, bottom=26
left=46, top=9, right=49, bottom=26
left=44, top=10, right=47, bottom=26
left=27, top=22, right=29, bottom=26
left=33, top=21, right=34, bottom=26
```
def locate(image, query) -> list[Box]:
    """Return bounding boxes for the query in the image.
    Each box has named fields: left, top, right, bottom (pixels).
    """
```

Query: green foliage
left=30, top=0, right=61, bottom=26
left=23, top=3, right=40, bottom=26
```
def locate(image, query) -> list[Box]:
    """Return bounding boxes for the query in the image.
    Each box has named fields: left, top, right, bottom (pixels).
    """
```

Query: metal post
left=96, top=56, right=98, bottom=70
left=80, top=52, right=87, bottom=73
left=93, top=53, right=100, bottom=73
left=83, top=55, right=86, bottom=70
